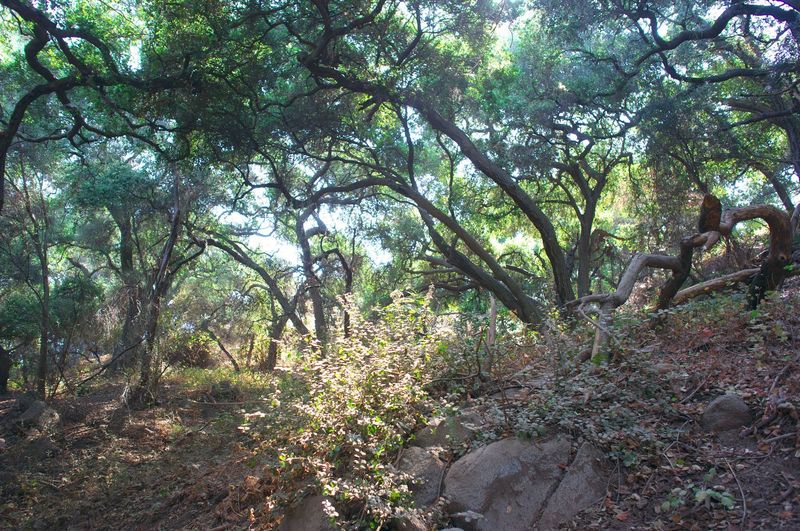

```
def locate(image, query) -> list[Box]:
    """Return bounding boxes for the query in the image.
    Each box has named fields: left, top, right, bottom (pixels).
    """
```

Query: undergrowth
left=242, top=290, right=450, bottom=528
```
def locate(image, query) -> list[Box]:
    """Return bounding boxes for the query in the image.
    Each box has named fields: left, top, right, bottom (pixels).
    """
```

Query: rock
left=444, top=435, right=571, bottom=530
left=413, top=412, right=481, bottom=449
left=398, top=446, right=446, bottom=507
left=277, top=495, right=336, bottom=531
left=538, top=443, right=608, bottom=528
left=702, top=394, right=752, bottom=432
left=15, top=400, right=61, bottom=434
left=393, top=513, right=428, bottom=531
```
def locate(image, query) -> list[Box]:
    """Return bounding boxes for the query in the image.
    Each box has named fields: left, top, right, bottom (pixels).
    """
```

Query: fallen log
left=672, top=268, right=760, bottom=305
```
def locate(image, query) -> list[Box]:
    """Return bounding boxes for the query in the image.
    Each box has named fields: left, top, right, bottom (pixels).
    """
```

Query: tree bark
left=36, top=247, right=49, bottom=399
left=576, top=216, right=594, bottom=298
left=263, top=314, right=289, bottom=371
left=393, top=181, right=544, bottom=323
left=407, top=97, right=575, bottom=305
left=296, top=211, right=328, bottom=349
left=673, top=268, right=760, bottom=305
left=303, top=61, right=575, bottom=305
left=109, top=208, right=143, bottom=369
left=205, top=237, right=309, bottom=336
left=203, top=328, right=240, bottom=372
left=130, top=178, right=183, bottom=407
left=754, top=163, right=795, bottom=212
left=485, top=293, right=497, bottom=376
left=0, top=346, right=12, bottom=394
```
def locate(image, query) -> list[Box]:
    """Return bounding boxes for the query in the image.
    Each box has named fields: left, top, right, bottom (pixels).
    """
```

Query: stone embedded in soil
left=702, top=394, right=752, bottom=432
left=444, top=435, right=609, bottom=530
left=277, top=495, right=336, bottom=531
left=393, top=513, right=428, bottom=531
left=15, top=400, right=61, bottom=434
left=398, top=446, right=446, bottom=507
left=444, top=435, right=570, bottom=531
left=412, top=411, right=481, bottom=449
left=538, top=443, right=608, bottom=528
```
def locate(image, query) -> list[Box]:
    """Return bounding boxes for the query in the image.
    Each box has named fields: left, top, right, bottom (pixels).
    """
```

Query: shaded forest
left=0, top=0, right=799, bottom=529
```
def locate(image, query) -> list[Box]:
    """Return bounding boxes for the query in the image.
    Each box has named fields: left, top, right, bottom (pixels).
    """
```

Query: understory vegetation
left=2, top=284, right=799, bottom=528
left=1, top=0, right=799, bottom=529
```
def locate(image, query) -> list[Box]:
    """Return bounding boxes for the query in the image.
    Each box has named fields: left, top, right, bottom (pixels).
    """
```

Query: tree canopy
left=0, top=0, right=798, bottom=396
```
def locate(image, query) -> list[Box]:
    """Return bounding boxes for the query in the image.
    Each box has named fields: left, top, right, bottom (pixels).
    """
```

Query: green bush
left=278, top=290, right=445, bottom=526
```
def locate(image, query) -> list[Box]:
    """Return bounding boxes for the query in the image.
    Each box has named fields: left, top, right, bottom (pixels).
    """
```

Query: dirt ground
left=1, top=286, right=799, bottom=530
left=0, top=380, right=274, bottom=530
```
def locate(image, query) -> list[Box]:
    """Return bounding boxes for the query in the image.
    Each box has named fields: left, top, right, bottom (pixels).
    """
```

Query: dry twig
left=725, top=458, right=747, bottom=526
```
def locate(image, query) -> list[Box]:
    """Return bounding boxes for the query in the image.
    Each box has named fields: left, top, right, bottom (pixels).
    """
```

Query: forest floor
left=1, top=282, right=799, bottom=530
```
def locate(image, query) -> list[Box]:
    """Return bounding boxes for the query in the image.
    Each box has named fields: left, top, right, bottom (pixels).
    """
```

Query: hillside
left=2, top=284, right=798, bottom=530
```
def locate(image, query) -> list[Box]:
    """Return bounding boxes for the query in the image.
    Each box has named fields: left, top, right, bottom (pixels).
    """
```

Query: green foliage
left=275, top=292, right=445, bottom=526
left=0, top=289, right=39, bottom=342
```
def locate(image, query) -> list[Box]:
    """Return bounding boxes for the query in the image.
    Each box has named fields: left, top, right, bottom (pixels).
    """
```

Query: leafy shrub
left=274, top=290, right=445, bottom=526
left=166, top=332, right=214, bottom=368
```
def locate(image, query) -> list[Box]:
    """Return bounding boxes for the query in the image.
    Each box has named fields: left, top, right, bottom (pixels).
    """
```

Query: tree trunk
left=263, top=314, right=289, bottom=371
left=36, top=234, right=49, bottom=399
left=755, top=163, right=795, bottom=212
left=109, top=209, right=143, bottom=369
left=206, top=237, right=309, bottom=335
left=570, top=199, right=793, bottom=356
left=332, top=248, right=354, bottom=338
left=130, top=178, right=183, bottom=407
left=0, top=346, right=12, bottom=394
left=134, top=297, right=162, bottom=406
left=245, top=333, right=255, bottom=369
left=204, top=328, right=240, bottom=371
left=113, top=286, right=143, bottom=368
left=576, top=217, right=593, bottom=298
left=394, top=181, right=544, bottom=323
left=673, top=268, right=760, bottom=305
left=302, top=62, right=575, bottom=304
left=408, top=97, right=575, bottom=305
left=485, top=293, right=497, bottom=376
left=296, top=214, right=328, bottom=349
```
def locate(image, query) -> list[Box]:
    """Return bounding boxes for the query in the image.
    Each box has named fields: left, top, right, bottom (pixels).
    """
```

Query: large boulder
left=398, top=446, right=446, bottom=507
left=538, top=443, right=608, bottom=528
left=702, top=394, right=752, bottom=432
left=15, top=400, right=61, bottom=434
left=444, top=435, right=571, bottom=531
left=277, top=495, right=336, bottom=531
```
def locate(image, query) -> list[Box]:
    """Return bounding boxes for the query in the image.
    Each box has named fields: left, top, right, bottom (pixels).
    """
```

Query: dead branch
left=673, top=268, right=760, bottom=305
